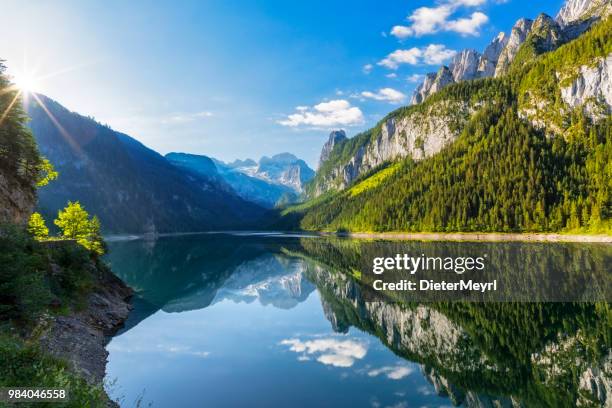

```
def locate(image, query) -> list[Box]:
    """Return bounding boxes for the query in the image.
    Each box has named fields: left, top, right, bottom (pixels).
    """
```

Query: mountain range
left=166, top=152, right=314, bottom=208
left=26, top=95, right=270, bottom=234
left=411, top=0, right=611, bottom=104
left=285, top=0, right=611, bottom=233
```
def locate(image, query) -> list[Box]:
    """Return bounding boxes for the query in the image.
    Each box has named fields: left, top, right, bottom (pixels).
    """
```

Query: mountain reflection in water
left=105, top=233, right=611, bottom=408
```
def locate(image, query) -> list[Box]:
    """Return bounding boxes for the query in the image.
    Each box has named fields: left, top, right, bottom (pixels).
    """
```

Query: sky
left=2, top=0, right=564, bottom=168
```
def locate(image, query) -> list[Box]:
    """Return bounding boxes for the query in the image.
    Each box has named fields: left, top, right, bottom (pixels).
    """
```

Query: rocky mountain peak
left=319, top=130, right=347, bottom=168
left=556, top=0, right=612, bottom=27
left=477, top=32, right=508, bottom=78
left=494, top=18, right=534, bottom=77
left=433, top=66, right=454, bottom=91
left=531, top=13, right=565, bottom=52
left=256, top=153, right=315, bottom=193
left=411, top=72, right=438, bottom=105
left=449, top=49, right=481, bottom=82
left=227, top=158, right=257, bottom=169
left=411, top=67, right=455, bottom=105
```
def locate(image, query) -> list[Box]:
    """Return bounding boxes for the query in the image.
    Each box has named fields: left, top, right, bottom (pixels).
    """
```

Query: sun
left=12, top=72, right=39, bottom=93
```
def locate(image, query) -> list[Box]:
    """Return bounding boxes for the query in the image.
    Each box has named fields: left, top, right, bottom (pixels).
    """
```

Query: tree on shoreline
left=27, top=212, right=49, bottom=240
left=54, top=201, right=105, bottom=255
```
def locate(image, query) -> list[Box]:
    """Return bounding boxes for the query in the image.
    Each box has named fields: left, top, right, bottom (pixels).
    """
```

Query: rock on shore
left=39, top=260, right=133, bottom=406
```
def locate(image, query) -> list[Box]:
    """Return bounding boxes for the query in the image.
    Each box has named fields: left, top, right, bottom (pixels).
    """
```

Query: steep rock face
left=38, top=252, right=132, bottom=406
left=520, top=54, right=611, bottom=134
left=313, top=99, right=472, bottom=195
left=557, top=0, right=612, bottom=27
left=578, top=352, right=612, bottom=407
left=0, top=170, right=36, bottom=225
left=478, top=32, right=509, bottom=77
left=411, top=67, right=455, bottom=105
left=243, top=153, right=315, bottom=193
left=411, top=73, right=437, bottom=105
left=319, top=130, right=347, bottom=168
left=450, top=49, right=481, bottom=81
left=430, top=67, right=455, bottom=93
left=495, top=18, right=534, bottom=77
left=560, top=54, right=612, bottom=119
left=409, top=0, right=609, bottom=104
left=530, top=13, right=565, bottom=52
left=531, top=334, right=612, bottom=407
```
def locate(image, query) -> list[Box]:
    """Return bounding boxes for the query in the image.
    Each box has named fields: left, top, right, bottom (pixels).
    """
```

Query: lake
left=104, top=232, right=611, bottom=407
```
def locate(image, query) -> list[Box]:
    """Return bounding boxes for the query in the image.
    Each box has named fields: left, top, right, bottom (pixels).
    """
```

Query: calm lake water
left=104, top=233, right=611, bottom=408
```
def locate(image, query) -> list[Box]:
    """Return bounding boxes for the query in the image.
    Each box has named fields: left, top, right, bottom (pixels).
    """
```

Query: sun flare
left=12, top=72, right=39, bottom=93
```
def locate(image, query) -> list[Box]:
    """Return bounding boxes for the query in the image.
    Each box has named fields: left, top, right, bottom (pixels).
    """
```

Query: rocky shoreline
left=39, top=262, right=133, bottom=407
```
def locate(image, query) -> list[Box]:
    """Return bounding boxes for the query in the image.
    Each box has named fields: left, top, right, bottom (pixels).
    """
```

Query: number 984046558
left=1, top=388, right=67, bottom=402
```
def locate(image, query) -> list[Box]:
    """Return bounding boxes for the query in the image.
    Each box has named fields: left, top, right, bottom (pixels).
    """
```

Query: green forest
left=283, top=17, right=612, bottom=234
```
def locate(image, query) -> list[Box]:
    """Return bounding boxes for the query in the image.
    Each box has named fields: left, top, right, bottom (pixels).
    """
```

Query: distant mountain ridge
left=27, top=94, right=266, bottom=234
left=167, top=152, right=314, bottom=208
left=229, top=153, right=315, bottom=193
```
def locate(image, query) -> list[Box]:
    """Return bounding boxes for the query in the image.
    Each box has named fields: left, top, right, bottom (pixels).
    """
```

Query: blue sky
left=2, top=0, right=564, bottom=167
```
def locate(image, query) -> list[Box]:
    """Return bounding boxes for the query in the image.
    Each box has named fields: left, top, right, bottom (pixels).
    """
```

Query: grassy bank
left=336, top=231, right=612, bottom=243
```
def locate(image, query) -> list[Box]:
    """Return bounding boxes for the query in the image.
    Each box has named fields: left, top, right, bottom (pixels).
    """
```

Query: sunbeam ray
left=31, top=92, right=83, bottom=157
left=0, top=90, right=22, bottom=126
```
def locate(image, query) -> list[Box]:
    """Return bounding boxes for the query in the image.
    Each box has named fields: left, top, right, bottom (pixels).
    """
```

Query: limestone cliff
left=560, top=54, right=612, bottom=120
left=408, top=0, right=610, bottom=105
left=519, top=53, right=611, bottom=135
left=494, top=18, right=534, bottom=77
left=313, top=97, right=477, bottom=195
left=477, top=32, right=508, bottom=78
left=556, top=0, right=612, bottom=27
left=0, top=169, right=36, bottom=225
left=319, top=130, right=347, bottom=168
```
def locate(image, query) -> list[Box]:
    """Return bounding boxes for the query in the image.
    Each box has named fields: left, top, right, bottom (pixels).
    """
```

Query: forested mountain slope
left=282, top=16, right=611, bottom=233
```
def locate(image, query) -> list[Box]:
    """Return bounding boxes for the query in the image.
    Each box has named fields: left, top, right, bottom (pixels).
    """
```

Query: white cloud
left=450, top=0, right=486, bottom=5
left=107, top=342, right=210, bottom=358
left=390, top=0, right=489, bottom=38
left=386, top=73, right=398, bottom=79
left=446, top=12, right=489, bottom=35
left=363, top=63, right=374, bottom=74
left=378, top=48, right=422, bottom=69
left=361, top=88, right=406, bottom=103
left=367, top=365, right=414, bottom=380
left=280, top=337, right=367, bottom=368
left=278, top=99, right=364, bottom=128
left=422, top=44, right=458, bottom=65
left=378, top=45, right=456, bottom=70
left=407, top=74, right=425, bottom=83
left=392, top=5, right=453, bottom=37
